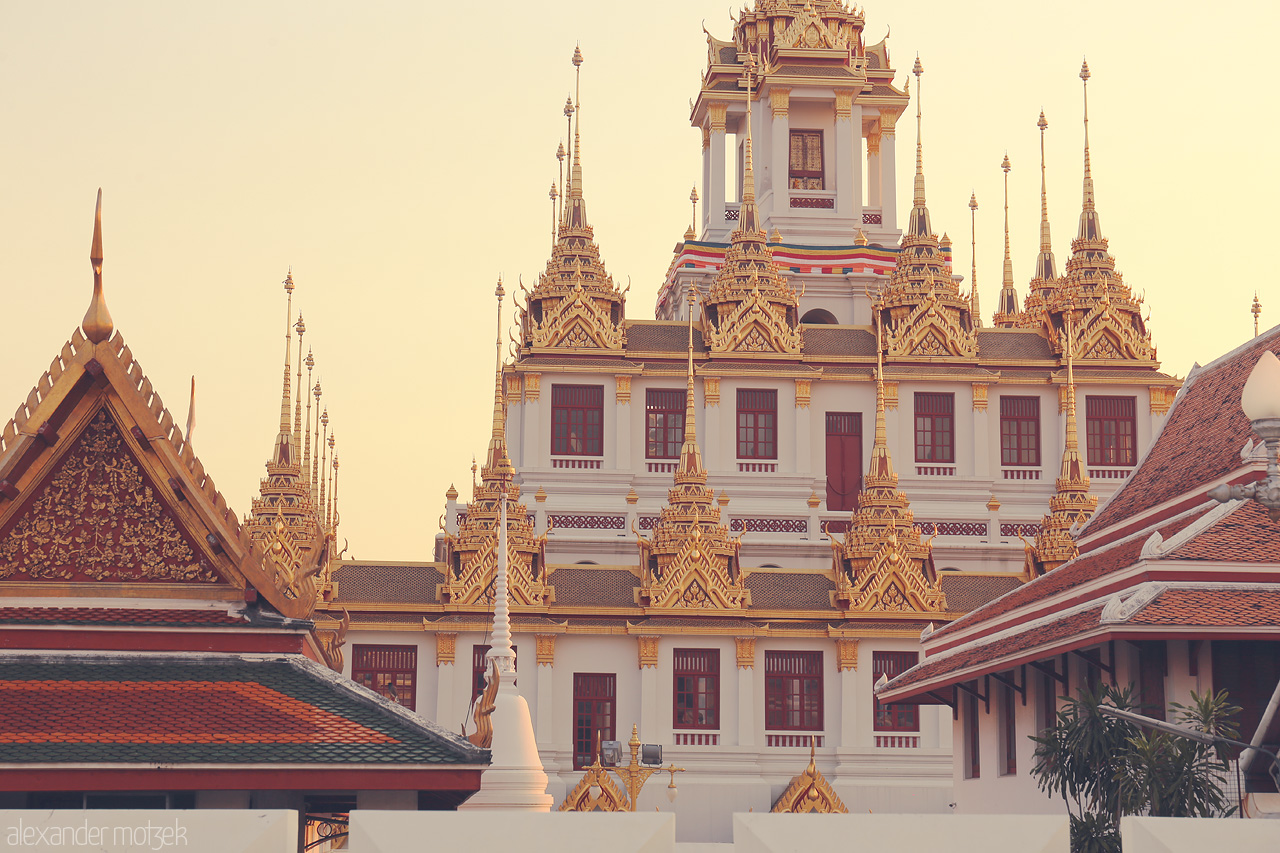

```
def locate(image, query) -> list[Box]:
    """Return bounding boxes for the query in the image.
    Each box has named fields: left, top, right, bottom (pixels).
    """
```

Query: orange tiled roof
left=1128, top=587, right=1280, bottom=627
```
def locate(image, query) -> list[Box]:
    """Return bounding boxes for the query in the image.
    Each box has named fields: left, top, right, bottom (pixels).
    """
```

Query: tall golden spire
left=272, top=271, right=296, bottom=467
left=1029, top=315, right=1097, bottom=573
left=564, top=46, right=587, bottom=230
left=968, top=193, right=981, bottom=327
left=1077, top=60, right=1102, bottom=242
left=906, top=57, right=931, bottom=238
left=869, top=317, right=894, bottom=482
left=303, top=349, right=315, bottom=491
left=1034, top=111, right=1057, bottom=284
left=83, top=189, right=114, bottom=344
left=483, top=278, right=515, bottom=487
left=739, top=53, right=760, bottom=234
left=293, top=312, right=306, bottom=462
left=312, top=380, right=323, bottom=502
left=675, top=288, right=705, bottom=484
left=994, top=154, right=1020, bottom=326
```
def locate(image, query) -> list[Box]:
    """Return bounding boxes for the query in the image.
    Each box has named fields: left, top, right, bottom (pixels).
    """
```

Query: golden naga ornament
left=560, top=726, right=685, bottom=813
left=772, top=739, right=848, bottom=814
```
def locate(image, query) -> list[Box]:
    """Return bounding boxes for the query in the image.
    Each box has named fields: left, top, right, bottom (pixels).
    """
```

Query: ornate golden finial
left=83, top=189, right=114, bottom=344
left=483, top=277, right=516, bottom=486
left=854, top=228, right=868, bottom=247
left=1253, top=292, right=1263, bottom=337
left=769, top=227, right=783, bottom=243
left=906, top=56, right=930, bottom=237
left=807, top=491, right=821, bottom=509
left=303, top=349, right=315, bottom=491
left=969, top=192, right=981, bottom=327
left=690, top=185, right=699, bottom=233
left=626, top=486, right=639, bottom=505
left=556, top=140, right=567, bottom=224
left=684, top=225, right=697, bottom=241
left=739, top=53, right=760, bottom=232
left=563, top=97, right=575, bottom=216
left=995, top=154, right=1020, bottom=326
left=312, top=380, right=323, bottom=499
left=1078, top=58, right=1100, bottom=239
left=535, top=485, right=547, bottom=502
left=548, top=182, right=559, bottom=248
left=717, top=490, right=730, bottom=507
left=271, top=271, right=296, bottom=466
left=293, top=312, right=306, bottom=465
left=446, top=483, right=459, bottom=501
left=318, top=408, right=329, bottom=513
left=327, top=434, right=336, bottom=531
left=677, top=286, right=704, bottom=481
left=471, top=455, right=478, bottom=494
left=1035, top=110, right=1056, bottom=282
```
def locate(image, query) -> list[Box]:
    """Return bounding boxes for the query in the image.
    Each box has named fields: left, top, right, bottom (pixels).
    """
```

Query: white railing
left=874, top=735, right=920, bottom=748
left=738, top=462, right=778, bottom=473
left=673, top=732, right=719, bottom=746
left=1088, top=467, right=1132, bottom=480
left=646, top=461, right=677, bottom=473
left=767, top=734, right=823, bottom=748
left=552, top=458, right=601, bottom=469
left=1002, top=469, right=1041, bottom=480
left=916, top=466, right=956, bottom=476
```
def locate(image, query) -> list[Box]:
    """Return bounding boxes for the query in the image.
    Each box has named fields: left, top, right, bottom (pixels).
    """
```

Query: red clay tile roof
left=1129, top=587, right=1280, bottom=627
left=1167, top=502, right=1280, bottom=564
left=881, top=606, right=1105, bottom=696
left=1086, top=329, right=1280, bottom=534
left=0, top=655, right=487, bottom=765
left=0, top=608, right=246, bottom=627
left=929, top=512, right=1205, bottom=644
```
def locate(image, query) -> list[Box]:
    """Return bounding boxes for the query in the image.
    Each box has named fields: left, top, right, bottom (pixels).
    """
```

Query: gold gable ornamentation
left=0, top=408, right=219, bottom=584
left=771, top=740, right=848, bottom=814
left=558, top=754, right=630, bottom=813
left=773, top=3, right=849, bottom=51
left=881, top=284, right=977, bottom=359
left=439, top=497, right=552, bottom=607
left=705, top=280, right=803, bottom=355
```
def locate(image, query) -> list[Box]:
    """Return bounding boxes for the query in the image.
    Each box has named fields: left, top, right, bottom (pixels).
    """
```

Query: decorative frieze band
left=548, top=514, right=626, bottom=530
left=730, top=517, right=807, bottom=534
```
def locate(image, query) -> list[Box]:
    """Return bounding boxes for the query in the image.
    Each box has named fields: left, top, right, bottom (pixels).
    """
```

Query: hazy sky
left=2, top=1, right=1277, bottom=561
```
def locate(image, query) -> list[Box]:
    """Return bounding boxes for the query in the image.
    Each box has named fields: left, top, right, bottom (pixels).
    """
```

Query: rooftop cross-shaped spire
left=83, top=189, right=114, bottom=344
left=905, top=56, right=931, bottom=238
left=1034, top=111, right=1057, bottom=283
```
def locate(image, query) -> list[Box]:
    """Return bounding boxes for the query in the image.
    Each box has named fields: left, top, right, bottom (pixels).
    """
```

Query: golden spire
left=564, top=47, right=587, bottom=230
left=83, top=189, right=114, bottom=344
left=1254, top=292, right=1263, bottom=337
left=1030, top=314, right=1096, bottom=573
left=272, top=271, right=296, bottom=466
left=483, top=278, right=515, bottom=486
left=319, top=408, right=329, bottom=514
left=995, top=154, right=1020, bottom=325
left=675, top=287, right=705, bottom=484
left=690, top=185, right=699, bottom=234
left=1034, top=111, right=1057, bottom=283
left=327, top=434, right=336, bottom=531
left=548, top=183, right=558, bottom=249
left=870, top=316, right=894, bottom=481
left=293, top=311, right=306, bottom=464
left=562, top=99, right=575, bottom=224
left=312, top=379, right=323, bottom=502
left=1077, top=59, right=1102, bottom=242
left=303, top=349, right=315, bottom=491
left=906, top=56, right=931, bottom=238
left=556, top=140, right=566, bottom=223
left=739, top=53, right=760, bottom=233
left=969, top=192, right=981, bottom=327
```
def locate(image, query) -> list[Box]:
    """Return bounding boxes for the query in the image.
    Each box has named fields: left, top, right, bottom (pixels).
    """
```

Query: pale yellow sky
left=2, top=1, right=1277, bottom=561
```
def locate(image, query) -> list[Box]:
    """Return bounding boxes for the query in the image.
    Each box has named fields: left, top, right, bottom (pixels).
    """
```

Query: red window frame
left=999, top=396, right=1041, bottom=466
left=573, top=673, right=616, bottom=770
left=914, top=393, right=954, bottom=463
left=1086, top=396, right=1136, bottom=466
left=551, top=384, right=603, bottom=456
left=872, top=651, right=919, bottom=732
left=351, top=644, right=417, bottom=711
left=964, top=689, right=981, bottom=779
left=673, top=648, right=719, bottom=730
left=737, top=389, right=777, bottom=460
left=1000, top=679, right=1018, bottom=776
left=472, top=644, right=517, bottom=700
left=645, top=389, right=686, bottom=459
left=765, top=650, right=823, bottom=731
left=788, top=130, right=824, bottom=190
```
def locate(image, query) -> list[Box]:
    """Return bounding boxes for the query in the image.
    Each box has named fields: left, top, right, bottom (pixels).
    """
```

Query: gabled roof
left=1084, top=326, right=1280, bottom=536
left=0, top=327, right=320, bottom=619
left=0, top=652, right=487, bottom=766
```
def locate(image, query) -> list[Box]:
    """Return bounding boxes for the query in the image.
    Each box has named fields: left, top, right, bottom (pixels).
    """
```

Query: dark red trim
left=1082, top=470, right=1264, bottom=551
left=0, top=629, right=305, bottom=654
left=0, top=768, right=483, bottom=792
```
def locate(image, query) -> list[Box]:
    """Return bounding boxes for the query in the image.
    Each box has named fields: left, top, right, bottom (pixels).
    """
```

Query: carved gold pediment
left=882, top=286, right=977, bottom=360
left=439, top=498, right=552, bottom=607
left=559, top=754, right=629, bottom=812
left=705, top=283, right=803, bottom=355
left=774, top=5, right=849, bottom=51
left=528, top=279, right=626, bottom=350
left=772, top=742, right=848, bottom=814
left=640, top=527, right=748, bottom=611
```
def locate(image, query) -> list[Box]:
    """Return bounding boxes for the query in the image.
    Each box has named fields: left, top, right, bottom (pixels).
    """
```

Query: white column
left=769, top=88, right=790, bottom=223
left=436, top=635, right=457, bottom=730
left=701, top=126, right=712, bottom=236
left=736, top=639, right=756, bottom=747
left=702, top=376, right=721, bottom=474
left=794, top=382, right=811, bottom=474
left=835, top=93, right=862, bottom=225
left=615, top=376, right=632, bottom=472
left=522, top=376, right=542, bottom=467
left=879, top=112, right=899, bottom=231
left=866, top=134, right=882, bottom=209
left=973, top=390, right=990, bottom=479
left=640, top=666, right=659, bottom=739
left=536, top=640, right=555, bottom=746
left=840, top=668, right=858, bottom=747
left=708, top=105, right=728, bottom=237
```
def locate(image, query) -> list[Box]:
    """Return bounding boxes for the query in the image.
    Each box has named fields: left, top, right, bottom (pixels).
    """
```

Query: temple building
left=325, top=1, right=1181, bottom=840
left=0, top=196, right=487, bottom=840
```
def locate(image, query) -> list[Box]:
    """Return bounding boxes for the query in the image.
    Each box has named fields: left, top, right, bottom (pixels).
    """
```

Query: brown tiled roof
left=1130, top=587, right=1280, bottom=627
left=866, top=84, right=900, bottom=96
left=634, top=617, right=765, bottom=629
left=939, top=574, right=1025, bottom=612
left=0, top=607, right=246, bottom=627
left=549, top=567, right=638, bottom=607
left=1086, top=329, right=1280, bottom=534
left=976, top=329, right=1054, bottom=361
left=928, top=513, right=1198, bottom=643
left=882, top=606, right=1104, bottom=694
left=350, top=613, right=425, bottom=626
left=515, top=356, right=633, bottom=369
left=802, top=327, right=877, bottom=357
left=1167, top=501, right=1280, bottom=563
left=333, top=563, right=443, bottom=604
left=626, top=323, right=705, bottom=354
left=884, top=366, right=1000, bottom=379
left=718, top=44, right=738, bottom=64
left=833, top=620, right=933, bottom=631
left=774, top=65, right=858, bottom=78
left=703, top=362, right=819, bottom=374
left=746, top=572, right=835, bottom=609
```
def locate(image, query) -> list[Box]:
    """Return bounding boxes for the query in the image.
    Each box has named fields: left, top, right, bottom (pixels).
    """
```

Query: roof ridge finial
left=739, top=53, right=761, bottom=233
left=272, top=270, right=295, bottom=466
left=484, top=277, right=514, bottom=483
left=293, top=310, right=306, bottom=469
left=1077, top=59, right=1102, bottom=241
left=312, top=378, right=323, bottom=502
left=906, top=56, right=931, bottom=237
left=1253, top=291, right=1263, bottom=338
left=1065, top=313, right=1078, bottom=450
left=969, top=192, right=981, bottom=327
left=871, top=313, right=894, bottom=479
left=675, top=287, right=705, bottom=481
left=83, top=189, right=114, bottom=344
left=996, top=154, right=1019, bottom=324
left=1035, top=110, right=1056, bottom=280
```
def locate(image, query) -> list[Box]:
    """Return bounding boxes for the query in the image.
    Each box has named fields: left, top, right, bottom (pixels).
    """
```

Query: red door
left=572, top=673, right=616, bottom=769
left=825, top=412, right=862, bottom=512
